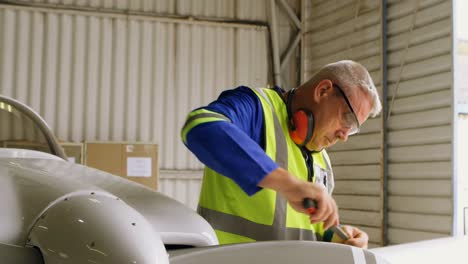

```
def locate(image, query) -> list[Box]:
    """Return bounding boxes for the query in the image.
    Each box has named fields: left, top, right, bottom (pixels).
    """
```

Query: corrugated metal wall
left=0, top=2, right=269, bottom=206
left=4, top=0, right=268, bottom=21
left=386, top=0, right=453, bottom=244
left=3, top=0, right=301, bottom=89
left=303, top=0, right=384, bottom=248
left=158, top=170, right=202, bottom=210
left=276, top=0, right=301, bottom=90
left=303, top=0, right=455, bottom=246
left=0, top=103, right=46, bottom=143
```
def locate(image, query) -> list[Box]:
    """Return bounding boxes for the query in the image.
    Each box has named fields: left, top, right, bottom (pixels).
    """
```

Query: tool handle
left=302, top=198, right=317, bottom=214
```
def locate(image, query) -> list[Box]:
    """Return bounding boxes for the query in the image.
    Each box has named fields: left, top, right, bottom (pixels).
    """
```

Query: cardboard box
left=84, top=142, right=158, bottom=190
left=60, top=142, right=84, bottom=164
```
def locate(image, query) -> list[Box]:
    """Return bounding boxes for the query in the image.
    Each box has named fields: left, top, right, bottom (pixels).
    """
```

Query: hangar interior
left=0, top=0, right=467, bottom=251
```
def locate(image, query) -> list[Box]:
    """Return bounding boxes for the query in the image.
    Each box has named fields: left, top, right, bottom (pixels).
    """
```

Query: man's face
left=304, top=81, right=373, bottom=151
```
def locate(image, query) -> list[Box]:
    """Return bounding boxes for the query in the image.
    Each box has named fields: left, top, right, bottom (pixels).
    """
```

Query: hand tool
left=302, top=198, right=350, bottom=241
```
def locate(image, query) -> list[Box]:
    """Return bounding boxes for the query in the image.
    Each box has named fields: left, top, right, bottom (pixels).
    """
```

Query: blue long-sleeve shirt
left=183, top=86, right=281, bottom=195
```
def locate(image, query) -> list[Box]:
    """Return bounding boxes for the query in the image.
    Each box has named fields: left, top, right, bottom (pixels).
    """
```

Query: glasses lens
left=344, top=112, right=360, bottom=135
left=333, top=83, right=360, bottom=135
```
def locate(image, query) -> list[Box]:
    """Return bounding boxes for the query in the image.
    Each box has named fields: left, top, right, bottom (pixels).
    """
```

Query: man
left=181, top=60, right=382, bottom=248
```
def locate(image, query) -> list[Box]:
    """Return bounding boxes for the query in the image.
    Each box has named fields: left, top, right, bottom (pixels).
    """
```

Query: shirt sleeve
left=183, top=86, right=279, bottom=195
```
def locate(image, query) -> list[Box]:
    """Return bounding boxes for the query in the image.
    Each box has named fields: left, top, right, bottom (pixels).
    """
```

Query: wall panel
left=158, top=170, right=203, bottom=210
left=303, top=0, right=383, bottom=246
left=390, top=90, right=451, bottom=115
left=0, top=4, right=269, bottom=174
left=333, top=165, right=380, bottom=180
left=386, top=0, right=453, bottom=244
left=334, top=195, right=381, bottom=211
left=389, top=196, right=452, bottom=215
left=5, top=0, right=268, bottom=21
left=304, top=0, right=455, bottom=246
left=340, top=210, right=381, bottom=227
left=388, top=212, right=451, bottom=233
left=388, top=162, right=451, bottom=179
left=334, top=180, right=381, bottom=196
left=387, top=228, right=447, bottom=245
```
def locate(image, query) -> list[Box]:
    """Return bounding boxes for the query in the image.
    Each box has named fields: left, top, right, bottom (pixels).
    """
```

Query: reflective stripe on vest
left=181, top=109, right=231, bottom=143
left=198, top=207, right=317, bottom=240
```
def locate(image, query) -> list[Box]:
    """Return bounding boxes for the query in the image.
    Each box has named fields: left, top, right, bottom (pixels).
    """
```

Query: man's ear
left=314, top=79, right=334, bottom=102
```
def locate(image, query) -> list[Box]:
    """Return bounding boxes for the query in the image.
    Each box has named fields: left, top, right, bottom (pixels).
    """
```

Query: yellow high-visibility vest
left=185, top=87, right=334, bottom=244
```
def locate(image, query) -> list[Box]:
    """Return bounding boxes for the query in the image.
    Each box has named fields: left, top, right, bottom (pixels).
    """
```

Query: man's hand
left=341, top=225, right=369, bottom=249
left=258, top=167, right=339, bottom=230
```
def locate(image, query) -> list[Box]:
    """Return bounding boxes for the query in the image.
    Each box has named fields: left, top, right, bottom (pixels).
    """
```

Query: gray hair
left=306, top=60, right=382, bottom=118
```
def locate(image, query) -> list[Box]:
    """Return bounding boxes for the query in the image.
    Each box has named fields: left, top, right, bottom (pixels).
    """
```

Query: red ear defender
left=289, top=110, right=310, bottom=146
left=286, top=88, right=315, bottom=147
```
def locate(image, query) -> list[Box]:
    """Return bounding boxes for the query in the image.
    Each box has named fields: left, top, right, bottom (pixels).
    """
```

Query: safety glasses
left=333, top=84, right=360, bottom=135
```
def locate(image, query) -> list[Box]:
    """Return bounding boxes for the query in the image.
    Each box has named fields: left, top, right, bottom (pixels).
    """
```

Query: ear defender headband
left=287, top=88, right=315, bottom=147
